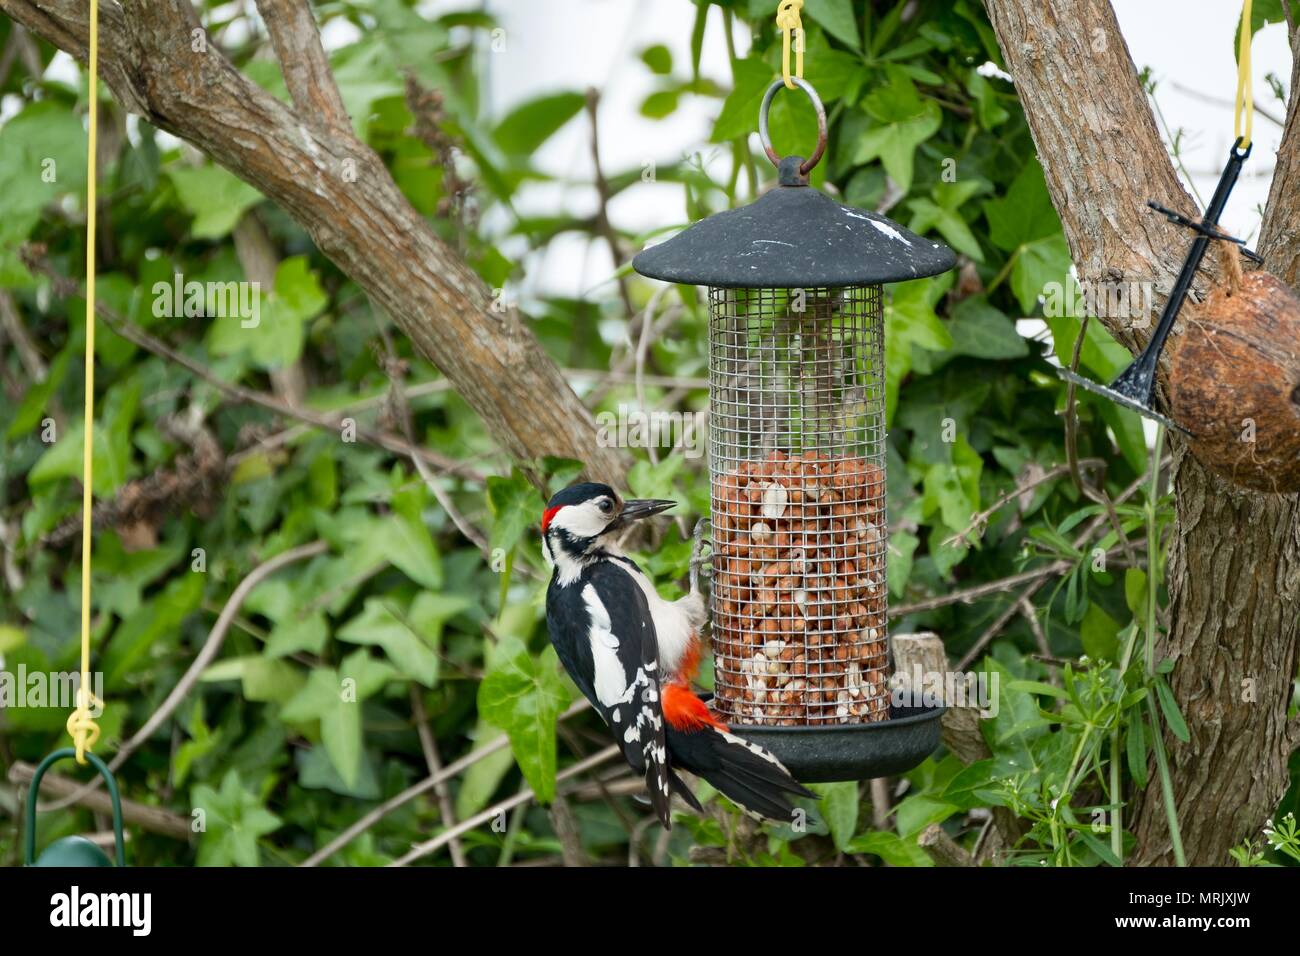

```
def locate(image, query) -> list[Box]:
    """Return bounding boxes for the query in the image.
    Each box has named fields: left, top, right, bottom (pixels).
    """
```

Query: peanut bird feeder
left=632, top=78, right=955, bottom=781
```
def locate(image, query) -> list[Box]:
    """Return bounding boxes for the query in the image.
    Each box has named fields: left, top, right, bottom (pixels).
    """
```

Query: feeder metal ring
left=758, top=77, right=827, bottom=176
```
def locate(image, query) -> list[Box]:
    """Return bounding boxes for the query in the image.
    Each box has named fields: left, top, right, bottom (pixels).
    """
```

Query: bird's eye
left=598, top=499, right=613, bottom=514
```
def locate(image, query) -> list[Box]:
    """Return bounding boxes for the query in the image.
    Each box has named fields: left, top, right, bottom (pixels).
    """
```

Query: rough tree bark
left=984, top=0, right=1300, bottom=865
left=0, top=0, right=627, bottom=489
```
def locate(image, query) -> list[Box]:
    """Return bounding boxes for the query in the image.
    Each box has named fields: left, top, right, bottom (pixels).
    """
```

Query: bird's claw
left=688, top=518, right=711, bottom=596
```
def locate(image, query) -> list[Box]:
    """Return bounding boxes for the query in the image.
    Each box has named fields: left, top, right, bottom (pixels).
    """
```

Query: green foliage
left=478, top=637, right=573, bottom=803
left=1, top=0, right=1295, bottom=870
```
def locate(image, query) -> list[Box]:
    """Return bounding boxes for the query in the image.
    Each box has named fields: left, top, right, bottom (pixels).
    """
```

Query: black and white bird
left=541, top=481, right=813, bottom=828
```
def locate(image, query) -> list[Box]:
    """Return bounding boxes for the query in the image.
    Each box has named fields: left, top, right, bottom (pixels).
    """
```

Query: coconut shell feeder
left=1062, top=137, right=1300, bottom=493
left=1170, top=262, right=1300, bottom=493
left=632, top=77, right=954, bottom=782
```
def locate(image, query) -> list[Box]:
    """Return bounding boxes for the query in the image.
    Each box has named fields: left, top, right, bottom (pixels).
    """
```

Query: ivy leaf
left=191, top=770, right=282, bottom=867
left=640, top=44, right=673, bottom=75
left=281, top=666, right=364, bottom=787
left=0, top=101, right=89, bottom=222
left=803, top=0, right=863, bottom=51
left=27, top=380, right=139, bottom=497
left=339, top=647, right=400, bottom=699
left=946, top=297, right=1028, bottom=359
left=884, top=275, right=953, bottom=424
left=906, top=196, right=984, bottom=262
left=209, top=255, right=327, bottom=369
left=495, top=92, right=586, bottom=157
left=337, top=598, right=440, bottom=686
left=385, top=483, right=442, bottom=589
left=966, top=68, right=1010, bottom=129
left=627, top=455, right=684, bottom=503
left=456, top=718, right=518, bottom=819
left=265, top=611, right=329, bottom=659
left=169, top=165, right=263, bottom=239
left=854, top=68, right=942, bottom=192
left=887, top=276, right=954, bottom=351
left=922, top=434, right=983, bottom=533
left=487, top=471, right=545, bottom=554
left=478, top=636, right=573, bottom=803
left=843, top=830, right=934, bottom=867
left=983, top=159, right=1061, bottom=251
left=1043, top=301, right=1133, bottom=381
left=888, top=530, right=919, bottom=598
left=812, top=781, right=859, bottom=851
left=983, top=161, right=1074, bottom=313
left=1011, top=233, right=1072, bottom=315
left=711, top=56, right=773, bottom=142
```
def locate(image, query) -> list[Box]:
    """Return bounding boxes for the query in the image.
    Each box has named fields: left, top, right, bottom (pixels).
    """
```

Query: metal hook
left=757, top=77, right=827, bottom=179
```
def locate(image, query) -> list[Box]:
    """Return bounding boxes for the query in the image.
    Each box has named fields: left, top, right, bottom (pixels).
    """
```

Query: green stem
left=1110, top=726, right=1123, bottom=862
left=1138, top=425, right=1185, bottom=865
left=496, top=545, right=515, bottom=631
left=1147, top=697, right=1187, bottom=866
left=984, top=246, right=1021, bottom=296
left=1144, top=424, right=1164, bottom=675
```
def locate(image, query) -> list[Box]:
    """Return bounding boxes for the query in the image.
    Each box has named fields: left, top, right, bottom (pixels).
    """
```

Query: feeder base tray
left=728, top=705, right=945, bottom=782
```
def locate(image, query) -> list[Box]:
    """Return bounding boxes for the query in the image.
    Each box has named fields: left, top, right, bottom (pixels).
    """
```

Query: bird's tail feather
left=667, top=723, right=814, bottom=823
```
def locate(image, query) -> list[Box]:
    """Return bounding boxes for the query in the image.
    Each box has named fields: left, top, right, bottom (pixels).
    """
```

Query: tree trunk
left=0, top=0, right=627, bottom=490
left=983, top=0, right=1300, bottom=865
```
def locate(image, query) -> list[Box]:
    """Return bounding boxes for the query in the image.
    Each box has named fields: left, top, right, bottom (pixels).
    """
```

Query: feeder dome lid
left=632, top=173, right=956, bottom=289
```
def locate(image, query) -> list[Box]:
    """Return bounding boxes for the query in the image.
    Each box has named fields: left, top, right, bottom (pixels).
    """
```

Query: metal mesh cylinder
left=708, top=286, right=888, bottom=726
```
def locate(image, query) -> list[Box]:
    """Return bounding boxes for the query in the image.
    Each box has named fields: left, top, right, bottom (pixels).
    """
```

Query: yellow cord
left=1236, top=0, right=1254, bottom=149
left=69, top=0, right=103, bottom=765
left=776, top=0, right=804, bottom=90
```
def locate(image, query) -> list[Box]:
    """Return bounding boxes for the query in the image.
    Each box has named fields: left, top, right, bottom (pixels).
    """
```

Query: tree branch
left=983, top=0, right=1196, bottom=358
left=1258, top=25, right=1300, bottom=286
left=984, top=0, right=1300, bottom=867
left=252, top=0, right=349, bottom=134
left=0, top=0, right=627, bottom=489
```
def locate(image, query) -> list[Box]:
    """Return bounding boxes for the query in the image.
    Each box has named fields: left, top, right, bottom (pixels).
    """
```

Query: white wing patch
left=582, top=584, right=628, bottom=706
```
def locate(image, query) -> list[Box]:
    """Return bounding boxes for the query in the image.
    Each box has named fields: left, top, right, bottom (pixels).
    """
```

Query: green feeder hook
left=24, top=747, right=126, bottom=867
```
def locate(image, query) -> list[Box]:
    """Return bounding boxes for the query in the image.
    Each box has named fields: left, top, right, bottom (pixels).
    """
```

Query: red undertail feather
left=676, top=637, right=703, bottom=683
left=663, top=682, right=728, bottom=732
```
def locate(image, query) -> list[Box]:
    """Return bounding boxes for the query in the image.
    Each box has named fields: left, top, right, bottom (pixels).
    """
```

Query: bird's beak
left=609, top=498, right=676, bottom=530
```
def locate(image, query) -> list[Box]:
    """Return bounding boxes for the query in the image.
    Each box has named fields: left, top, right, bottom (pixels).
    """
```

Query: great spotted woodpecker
left=542, top=481, right=813, bottom=828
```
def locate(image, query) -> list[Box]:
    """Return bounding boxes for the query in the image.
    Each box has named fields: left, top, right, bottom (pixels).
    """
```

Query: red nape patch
left=541, top=505, right=562, bottom=533
left=663, top=682, right=727, bottom=732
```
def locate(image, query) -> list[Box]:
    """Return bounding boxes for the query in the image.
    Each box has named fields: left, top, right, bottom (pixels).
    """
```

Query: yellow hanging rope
left=1236, top=0, right=1254, bottom=149
left=776, top=0, right=804, bottom=90
left=68, top=0, right=103, bottom=765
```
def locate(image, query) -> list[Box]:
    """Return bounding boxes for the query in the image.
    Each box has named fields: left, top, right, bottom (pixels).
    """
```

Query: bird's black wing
left=547, top=561, right=671, bottom=827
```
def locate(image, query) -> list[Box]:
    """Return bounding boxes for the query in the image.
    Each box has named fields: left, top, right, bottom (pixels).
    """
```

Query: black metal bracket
left=1145, top=202, right=1263, bottom=263
left=1057, top=138, right=1256, bottom=435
